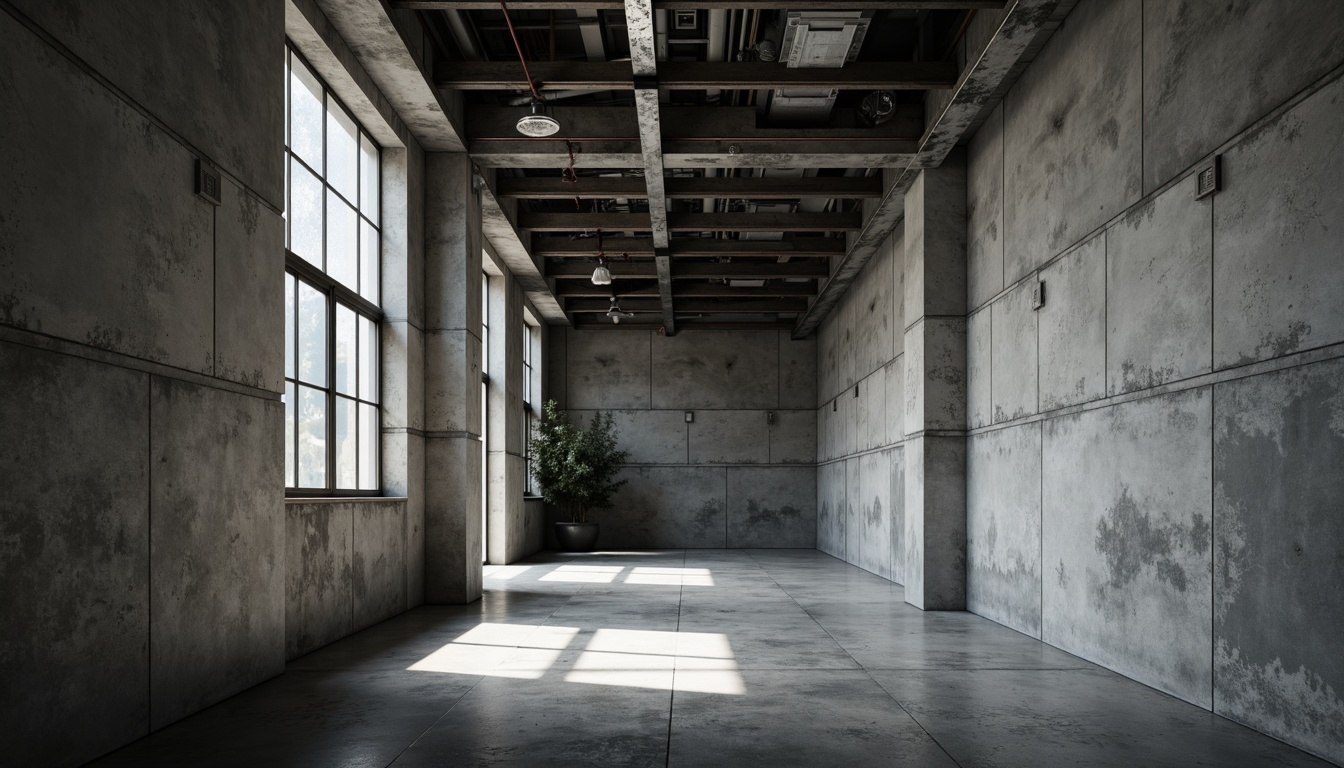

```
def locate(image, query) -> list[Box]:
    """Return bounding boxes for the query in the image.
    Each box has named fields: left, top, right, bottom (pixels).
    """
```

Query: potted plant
left=529, top=400, right=629, bottom=552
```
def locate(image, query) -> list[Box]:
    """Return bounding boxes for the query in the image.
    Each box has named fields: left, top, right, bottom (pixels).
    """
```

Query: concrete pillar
left=485, top=267, right=526, bottom=564
left=423, top=152, right=483, bottom=604
left=902, top=150, right=969, bottom=610
left=380, top=145, right=428, bottom=608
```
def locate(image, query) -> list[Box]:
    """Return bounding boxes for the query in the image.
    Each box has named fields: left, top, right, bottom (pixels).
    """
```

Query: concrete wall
left=0, top=2, right=286, bottom=766
left=284, top=499, right=411, bottom=660
left=962, top=0, right=1344, bottom=762
left=546, top=328, right=817, bottom=548
left=816, top=227, right=908, bottom=583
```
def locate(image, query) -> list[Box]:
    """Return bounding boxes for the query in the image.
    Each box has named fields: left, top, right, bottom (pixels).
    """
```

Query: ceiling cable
left=499, top=1, right=543, bottom=103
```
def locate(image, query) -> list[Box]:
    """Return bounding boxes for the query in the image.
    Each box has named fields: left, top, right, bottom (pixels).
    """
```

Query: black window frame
left=284, top=42, right=383, bottom=498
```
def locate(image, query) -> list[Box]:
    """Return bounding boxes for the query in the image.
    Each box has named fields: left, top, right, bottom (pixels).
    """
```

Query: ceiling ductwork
left=766, top=11, right=873, bottom=126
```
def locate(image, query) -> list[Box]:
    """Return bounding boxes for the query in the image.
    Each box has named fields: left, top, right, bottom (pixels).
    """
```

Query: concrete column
left=902, top=150, right=969, bottom=610
left=380, top=145, right=428, bottom=608
left=423, top=152, right=483, bottom=604
left=485, top=268, right=526, bottom=564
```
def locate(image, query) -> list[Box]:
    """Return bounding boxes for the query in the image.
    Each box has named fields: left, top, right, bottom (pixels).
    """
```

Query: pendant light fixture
left=590, top=229, right=612, bottom=285
left=500, top=2, right=560, bottom=136
left=606, top=297, right=635, bottom=324
left=591, top=257, right=612, bottom=285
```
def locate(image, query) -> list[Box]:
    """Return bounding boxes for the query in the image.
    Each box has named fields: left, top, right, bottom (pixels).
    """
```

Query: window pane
left=284, top=382, right=296, bottom=488
left=359, top=402, right=378, bottom=490
left=360, top=135, right=379, bottom=224
left=289, top=57, right=323, bottom=171
left=360, top=218, right=379, bottom=304
left=327, top=191, right=357, bottom=289
left=335, top=303, right=356, bottom=396
left=359, top=315, right=378, bottom=402
left=298, top=385, right=327, bottom=488
left=326, top=101, right=358, bottom=202
left=284, top=273, right=295, bottom=379
left=289, top=158, right=323, bottom=266
left=335, top=395, right=357, bottom=490
left=298, top=280, right=327, bottom=387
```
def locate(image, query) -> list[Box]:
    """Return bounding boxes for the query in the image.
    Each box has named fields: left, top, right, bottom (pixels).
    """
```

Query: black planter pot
left=555, top=522, right=600, bottom=552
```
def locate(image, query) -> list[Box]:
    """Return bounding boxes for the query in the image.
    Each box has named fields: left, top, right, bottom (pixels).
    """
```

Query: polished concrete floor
left=90, top=550, right=1330, bottom=767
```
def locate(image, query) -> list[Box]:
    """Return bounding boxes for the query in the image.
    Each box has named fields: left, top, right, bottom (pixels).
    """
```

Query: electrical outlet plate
left=195, top=159, right=221, bottom=206
left=684, top=411, right=694, bottom=423
left=1195, top=155, right=1221, bottom=200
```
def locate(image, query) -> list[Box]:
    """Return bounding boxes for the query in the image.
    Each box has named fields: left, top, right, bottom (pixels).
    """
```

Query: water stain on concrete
left=1093, top=487, right=1207, bottom=594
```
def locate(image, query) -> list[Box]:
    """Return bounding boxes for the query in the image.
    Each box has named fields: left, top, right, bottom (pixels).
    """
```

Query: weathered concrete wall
left=0, top=2, right=285, bottom=765
left=284, top=499, right=410, bottom=660
left=547, top=328, right=816, bottom=548
left=962, top=0, right=1344, bottom=761
left=816, top=227, right=908, bottom=581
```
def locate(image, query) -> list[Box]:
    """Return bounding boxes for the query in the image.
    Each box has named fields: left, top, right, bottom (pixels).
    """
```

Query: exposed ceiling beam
left=532, top=235, right=845, bottom=257
left=792, top=0, right=1065, bottom=338
left=437, top=61, right=959, bottom=91
left=497, top=175, right=884, bottom=200
left=477, top=174, right=567, bottom=322
left=568, top=297, right=809, bottom=314
left=622, top=0, right=674, bottom=334
left=398, top=1, right=1006, bottom=11
left=571, top=319, right=798, bottom=331
left=547, top=261, right=830, bottom=279
left=518, top=211, right=862, bottom=232
left=557, top=281, right=817, bottom=298
left=466, top=105, right=921, bottom=142
left=470, top=140, right=917, bottom=168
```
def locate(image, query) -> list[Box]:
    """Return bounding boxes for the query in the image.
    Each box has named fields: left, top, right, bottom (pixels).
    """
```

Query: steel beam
left=547, top=261, right=830, bottom=279
left=568, top=297, right=808, bottom=313
left=400, top=1, right=1006, bottom=11
left=518, top=211, right=862, bottom=232
left=437, top=60, right=958, bottom=91
left=497, top=175, right=884, bottom=200
left=532, top=234, right=845, bottom=257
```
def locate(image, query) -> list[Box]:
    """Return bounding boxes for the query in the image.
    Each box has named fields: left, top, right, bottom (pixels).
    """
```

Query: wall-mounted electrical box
left=1032, top=280, right=1046, bottom=311
left=684, top=411, right=694, bottom=423
left=766, top=412, right=776, bottom=425
left=195, top=159, right=221, bottom=206
left=1196, top=155, right=1221, bottom=200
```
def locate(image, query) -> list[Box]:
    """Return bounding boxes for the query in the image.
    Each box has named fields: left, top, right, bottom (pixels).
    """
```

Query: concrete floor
left=90, top=550, right=1331, bottom=768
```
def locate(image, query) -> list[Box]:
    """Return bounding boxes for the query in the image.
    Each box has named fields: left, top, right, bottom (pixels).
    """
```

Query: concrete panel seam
left=0, top=326, right=281, bottom=402
left=0, top=1, right=284, bottom=214
left=984, top=61, right=1344, bottom=314
left=966, top=340, right=1344, bottom=438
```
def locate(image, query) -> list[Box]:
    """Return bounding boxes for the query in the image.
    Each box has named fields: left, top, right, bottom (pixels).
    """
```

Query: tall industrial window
left=481, top=273, right=490, bottom=561
left=283, top=45, right=382, bottom=495
left=522, top=322, right=535, bottom=493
